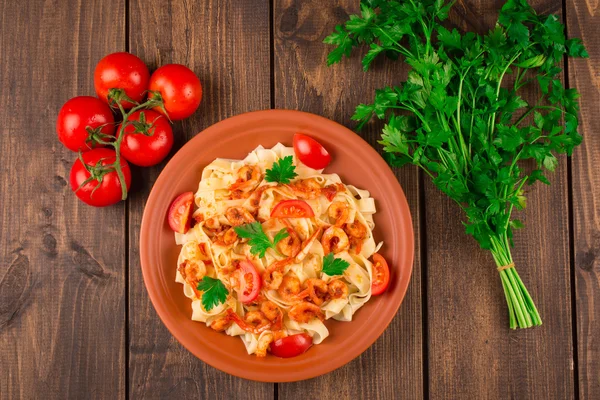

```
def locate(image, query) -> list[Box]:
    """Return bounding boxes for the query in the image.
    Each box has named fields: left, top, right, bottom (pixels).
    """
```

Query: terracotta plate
left=140, top=110, right=414, bottom=382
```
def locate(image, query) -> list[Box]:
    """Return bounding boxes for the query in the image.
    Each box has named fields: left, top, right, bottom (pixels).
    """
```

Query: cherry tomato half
left=293, top=133, right=331, bottom=170
left=271, top=200, right=315, bottom=218
left=149, top=64, right=202, bottom=120
left=269, top=333, right=313, bottom=358
left=167, top=192, right=194, bottom=233
left=371, top=253, right=390, bottom=295
left=118, top=110, right=174, bottom=167
left=69, top=148, right=131, bottom=207
left=235, top=260, right=261, bottom=303
left=94, top=52, right=150, bottom=109
left=57, top=96, right=115, bottom=152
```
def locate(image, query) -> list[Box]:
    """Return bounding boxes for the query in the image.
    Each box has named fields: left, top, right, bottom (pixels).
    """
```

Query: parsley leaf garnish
left=197, top=277, right=229, bottom=311
left=265, top=156, right=298, bottom=184
left=322, top=253, right=350, bottom=276
left=234, top=222, right=288, bottom=258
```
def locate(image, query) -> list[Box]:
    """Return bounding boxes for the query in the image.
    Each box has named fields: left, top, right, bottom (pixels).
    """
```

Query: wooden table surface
left=1, top=0, right=598, bottom=399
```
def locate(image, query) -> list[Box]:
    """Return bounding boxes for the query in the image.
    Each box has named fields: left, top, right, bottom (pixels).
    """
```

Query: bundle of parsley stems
left=325, top=0, right=587, bottom=329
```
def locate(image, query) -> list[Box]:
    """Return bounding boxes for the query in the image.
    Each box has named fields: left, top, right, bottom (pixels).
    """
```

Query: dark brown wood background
left=1, top=0, right=598, bottom=399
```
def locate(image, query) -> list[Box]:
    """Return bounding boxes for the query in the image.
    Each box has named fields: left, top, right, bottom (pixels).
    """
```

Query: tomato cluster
left=56, top=52, right=203, bottom=207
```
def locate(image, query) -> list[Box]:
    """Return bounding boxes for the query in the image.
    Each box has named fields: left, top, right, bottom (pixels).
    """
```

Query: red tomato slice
left=167, top=192, right=194, bottom=233
left=293, top=133, right=331, bottom=170
left=269, top=333, right=313, bottom=358
left=235, top=260, right=261, bottom=303
left=371, top=253, right=390, bottom=295
left=271, top=200, right=315, bottom=218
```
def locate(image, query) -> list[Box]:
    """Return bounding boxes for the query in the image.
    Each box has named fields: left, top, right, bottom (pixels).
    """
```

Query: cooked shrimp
left=277, top=274, right=302, bottom=301
left=321, top=226, right=350, bottom=254
left=178, top=260, right=207, bottom=296
left=230, top=165, right=262, bottom=192
left=260, top=300, right=282, bottom=321
left=288, top=302, right=325, bottom=323
left=328, top=280, right=349, bottom=299
left=345, top=221, right=367, bottom=253
left=262, top=257, right=294, bottom=290
left=245, top=311, right=271, bottom=330
left=321, top=183, right=345, bottom=201
left=305, top=278, right=329, bottom=306
left=225, top=206, right=255, bottom=226
left=295, top=227, right=323, bottom=263
left=214, top=227, right=238, bottom=246
left=226, top=309, right=272, bottom=334
left=288, top=178, right=321, bottom=199
left=210, top=316, right=232, bottom=332
left=255, top=332, right=274, bottom=357
left=203, top=216, right=222, bottom=233
left=328, top=201, right=349, bottom=227
left=248, top=185, right=269, bottom=210
left=277, top=225, right=301, bottom=257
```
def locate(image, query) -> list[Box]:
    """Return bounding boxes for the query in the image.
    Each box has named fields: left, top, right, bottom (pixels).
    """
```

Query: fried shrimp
left=225, top=206, right=255, bottom=226
left=328, top=280, right=349, bottom=299
left=321, top=226, right=350, bottom=254
left=214, top=227, right=238, bottom=246
left=288, top=302, right=325, bottom=323
left=277, top=274, right=303, bottom=301
left=230, top=165, right=262, bottom=192
left=328, top=201, right=349, bottom=227
left=305, top=278, right=329, bottom=306
left=288, top=178, right=321, bottom=199
left=262, top=257, right=294, bottom=290
left=277, top=222, right=301, bottom=257
left=210, top=316, right=232, bottom=332
left=178, top=260, right=206, bottom=296
left=248, top=185, right=269, bottom=210
left=226, top=309, right=272, bottom=334
left=344, top=220, right=367, bottom=253
left=260, top=301, right=282, bottom=321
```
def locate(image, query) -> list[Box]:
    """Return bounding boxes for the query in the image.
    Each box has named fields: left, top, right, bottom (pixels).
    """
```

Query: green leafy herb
left=322, top=253, right=351, bottom=276
left=325, top=0, right=587, bottom=329
left=265, top=156, right=298, bottom=184
left=234, top=222, right=289, bottom=258
left=197, top=277, right=229, bottom=311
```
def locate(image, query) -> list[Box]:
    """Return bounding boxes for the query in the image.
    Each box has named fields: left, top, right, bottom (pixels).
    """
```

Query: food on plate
left=325, top=0, right=588, bottom=329
left=293, top=133, right=331, bottom=169
left=168, top=192, right=194, bottom=234
left=118, top=110, right=174, bottom=167
left=69, top=148, right=131, bottom=207
left=171, top=143, right=388, bottom=357
left=94, top=52, right=150, bottom=108
left=149, top=64, right=203, bottom=120
left=56, top=96, right=115, bottom=152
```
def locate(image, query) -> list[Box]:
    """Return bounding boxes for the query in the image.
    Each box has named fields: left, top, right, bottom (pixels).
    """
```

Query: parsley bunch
left=325, top=0, right=587, bottom=329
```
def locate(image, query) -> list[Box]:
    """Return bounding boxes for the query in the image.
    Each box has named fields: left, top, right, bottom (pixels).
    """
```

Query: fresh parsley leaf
left=322, top=253, right=350, bottom=276
left=234, top=222, right=288, bottom=258
left=197, top=277, right=229, bottom=311
left=265, top=156, right=298, bottom=184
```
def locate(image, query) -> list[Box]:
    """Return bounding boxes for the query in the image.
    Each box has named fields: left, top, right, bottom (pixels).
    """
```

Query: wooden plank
left=274, top=1, right=423, bottom=398
left=426, top=1, right=575, bottom=398
left=566, top=0, right=600, bottom=398
left=127, top=0, right=274, bottom=397
left=0, top=0, right=126, bottom=399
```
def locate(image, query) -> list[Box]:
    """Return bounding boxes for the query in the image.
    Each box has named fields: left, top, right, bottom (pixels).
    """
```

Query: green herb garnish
left=197, top=277, right=229, bottom=311
left=234, top=222, right=289, bottom=258
left=325, top=0, right=588, bottom=329
left=322, top=253, right=351, bottom=276
left=265, top=156, right=298, bottom=184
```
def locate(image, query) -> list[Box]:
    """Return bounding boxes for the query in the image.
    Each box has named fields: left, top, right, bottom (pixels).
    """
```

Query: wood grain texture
left=0, top=0, right=126, bottom=399
left=566, top=0, right=600, bottom=398
left=127, top=0, right=273, bottom=398
left=426, top=1, right=575, bottom=398
left=274, top=1, right=423, bottom=398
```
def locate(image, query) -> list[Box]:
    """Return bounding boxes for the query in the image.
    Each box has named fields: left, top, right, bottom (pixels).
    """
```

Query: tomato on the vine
left=94, top=52, right=150, bottom=109
left=149, top=64, right=202, bottom=120
left=56, top=96, right=115, bottom=152
left=69, top=148, right=132, bottom=207
left=117, top=110, right=174, bottom=167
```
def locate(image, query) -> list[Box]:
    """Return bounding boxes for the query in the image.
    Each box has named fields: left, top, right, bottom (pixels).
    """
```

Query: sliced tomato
left=167, top=192, right=194, bottom=233
left=271, top=200, right=315, bottom=218
left=269, top=333, right=313, bottom=358
left=293, top=133, right=331, bottom=170
left=235, top=260, right=261, bottom=303
left=371, top=253, right=390, bottom=295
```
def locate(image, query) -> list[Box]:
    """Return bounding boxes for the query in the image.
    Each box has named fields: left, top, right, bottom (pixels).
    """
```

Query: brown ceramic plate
left=140, top=110, right=414, bottom=382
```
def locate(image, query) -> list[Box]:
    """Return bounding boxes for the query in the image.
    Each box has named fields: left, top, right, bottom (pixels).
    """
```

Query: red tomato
left=148, top=64, right=202, bottom=120
left=168, top=192, right=194, bottom=233
left=117, top=110, right=173, bottom=167
left=293, top=133, right=331, bottom=170
left=56, top=96, right=115, bottom=152
left=271, top=200, right=315, bottom=218
left=371, top=253, right=390, bottom=295
left=94, top=52, right=150, bottom=109
left=69, top=148, right=131, bottom=207
left=235, top=260, right=261, bottom=303
left=269, top=333, right=313, bottom=358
